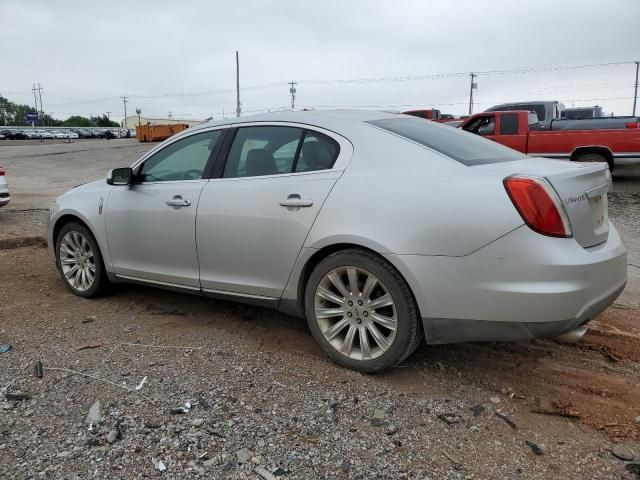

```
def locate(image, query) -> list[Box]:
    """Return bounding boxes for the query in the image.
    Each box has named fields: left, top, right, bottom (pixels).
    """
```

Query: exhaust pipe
left=556, top=326, right=588, bottom=343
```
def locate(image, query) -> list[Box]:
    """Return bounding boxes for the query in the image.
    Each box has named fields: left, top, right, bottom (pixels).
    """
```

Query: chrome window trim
left=131, top=121, right=353, bottom=175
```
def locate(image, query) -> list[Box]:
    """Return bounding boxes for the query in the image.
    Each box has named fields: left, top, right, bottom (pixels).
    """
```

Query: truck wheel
left=575, top=152, right=613, bottom=171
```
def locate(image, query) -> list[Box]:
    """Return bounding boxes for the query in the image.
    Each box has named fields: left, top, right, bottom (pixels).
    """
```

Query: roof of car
left=190, top=109, right=403, bottom=133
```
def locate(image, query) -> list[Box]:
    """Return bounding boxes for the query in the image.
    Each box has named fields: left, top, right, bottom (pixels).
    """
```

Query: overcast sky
left=1, top=0, right=639, bottom=122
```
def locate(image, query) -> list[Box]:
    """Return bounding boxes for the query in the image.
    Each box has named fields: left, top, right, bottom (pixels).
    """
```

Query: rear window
left=368, top=118, right=526, bottom=166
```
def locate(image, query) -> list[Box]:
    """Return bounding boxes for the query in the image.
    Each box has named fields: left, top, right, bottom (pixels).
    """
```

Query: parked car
left=51, top=130, right=68, bottom=139
left=22, top=129, right=39, bottom=139
left=0, top=133, right=5, bottom=140
left=48, top=110, right=627, bottom=372
left=460, top=110, right=640, bottom=169
left=37, top=130, right=54, bottom=139
left=66, top=131, right=80, bottom=139
left=0, top=129, right=27, bottom=140
left=0, top=164, right=10, bottom=207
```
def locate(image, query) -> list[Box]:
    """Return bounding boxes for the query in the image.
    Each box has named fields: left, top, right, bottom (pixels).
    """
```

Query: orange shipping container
left=136, top=124, right=188, bottom=142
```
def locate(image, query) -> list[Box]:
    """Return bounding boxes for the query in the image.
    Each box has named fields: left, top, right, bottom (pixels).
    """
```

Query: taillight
left=504, top=176, right=571, bottom=238
left=0, top=165, right=4, bottom=176
left=625, top=122, right=639, bottom=128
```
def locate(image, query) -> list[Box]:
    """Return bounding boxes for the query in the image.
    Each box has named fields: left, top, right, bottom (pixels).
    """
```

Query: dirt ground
left=1, top=140, right=639, bottom=479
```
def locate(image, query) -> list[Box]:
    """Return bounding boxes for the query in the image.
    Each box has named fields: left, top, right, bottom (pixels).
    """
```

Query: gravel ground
left=1, top=141, right=639, bottom=479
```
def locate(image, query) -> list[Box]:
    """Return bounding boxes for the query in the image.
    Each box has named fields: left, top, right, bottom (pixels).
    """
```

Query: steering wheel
left=182, top=169, right=202, bottom=180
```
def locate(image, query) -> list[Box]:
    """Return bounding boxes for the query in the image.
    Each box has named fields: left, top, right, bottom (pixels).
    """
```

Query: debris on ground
left=106, top=426, right=121, bottom=444
left=152, top=457, right=167, bottom=471
left=526, top=440, right=545, bottom=455
left=495, top=411, right=517, bottom=430
left=82, top=316, right=97, bottom=324
left=489, top=396, right=501, bottom=404
left=135, top=376, right=147, bottom=391
left=170, top=402, right=191, bottom=414
left=437, top=413, right=462, bottom=425
left=76, top=340, right=103, bottom=351
left=0, top=344, right=12, bottom=353
left=236, top=447, right=252, bottom=464
left=531, top=397, right=580, bottom=419
left=371, top=409, right=386, bottom=426
left=470, top=404, right=486, bottom=416
left=611, top=445, right=636, bottom=461
left=442, top=450, right=461, bottom=466
left=255, top=466, right=277, bottom=480
left=84, top=400, right=102, bottom=427
left=4, top=392, right=31, bottom=401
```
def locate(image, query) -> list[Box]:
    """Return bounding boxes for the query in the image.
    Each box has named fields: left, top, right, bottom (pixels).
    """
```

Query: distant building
left=121, top=115, right=206, bottom=128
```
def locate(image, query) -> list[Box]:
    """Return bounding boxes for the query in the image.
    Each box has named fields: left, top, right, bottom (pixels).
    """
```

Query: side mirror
left=107, top=167, right=133, bottom=186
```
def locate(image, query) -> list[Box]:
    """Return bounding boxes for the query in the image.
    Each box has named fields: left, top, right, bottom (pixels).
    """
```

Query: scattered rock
left=5, top=392, right=31, bottom=401
left=635, top=416, right=640, bottom=423
left=470, top=404, right=485, bottom=417
left=437, top=413, right=462, bottom=425
left=341, top=460, right=351, bottom=472
left=107, top=428, right=121, bottom=444
left=222, top=458, right=238, bottom=471
left=190, top=418, right=204, bottom=427
left=490, top=396, right=501, bottom=404
left=203, top=458, right=216, bottom=467
left=255, top=466, right=277, bottom=480
left=84, top=401, right=102, bottom=426
left=0, top=344, right=12, bottom=354
left=371, top=409, right=386, bottom=426
left=152, top=457, right=167, bottom=471
left=83, top=316, right=97, bottom=323
left=526, top=440, right=544, bottom=455
left=144, top=417, right=163, bottom=429
left=611, top=445, right=635, bottom=461
left=236, top=447, right=252, bottom=464
left=495, top=412, right=517, bottom=430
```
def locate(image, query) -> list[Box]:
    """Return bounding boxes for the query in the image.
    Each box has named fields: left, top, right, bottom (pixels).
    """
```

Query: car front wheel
left=55, top=222, right=108, bottom=298
left=305, top=249, right=422, bottom=373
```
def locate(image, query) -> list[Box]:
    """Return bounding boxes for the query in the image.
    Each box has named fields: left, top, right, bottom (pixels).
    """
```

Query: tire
left=55, top=221, right=108, bottom=298
left=575, top=152, right=613, bottom=171
left=305, top=248, right=422, bottom=373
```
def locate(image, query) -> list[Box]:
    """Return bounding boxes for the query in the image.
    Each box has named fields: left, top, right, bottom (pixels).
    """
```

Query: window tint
left=139, top=130, right=221, bottom=182
left=368, top=117, right=525, bottom=166
left=499, top=113, right=519, bottom=135
left=223, top=126, right=304, bottom=178
left=294, top=132, right=339, bottom=173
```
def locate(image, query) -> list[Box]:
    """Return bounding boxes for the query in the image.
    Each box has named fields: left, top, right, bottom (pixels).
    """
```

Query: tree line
left=0, top=94, right=119, bottom=127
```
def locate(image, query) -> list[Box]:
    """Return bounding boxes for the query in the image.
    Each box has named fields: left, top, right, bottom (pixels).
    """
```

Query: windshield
left=368, top=117, right=526, bottom=166
left=490, top=104, right=546, bottom=121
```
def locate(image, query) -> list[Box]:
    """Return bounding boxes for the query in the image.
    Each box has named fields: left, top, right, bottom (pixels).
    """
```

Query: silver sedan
left=48, top=110, right=627, bottom=372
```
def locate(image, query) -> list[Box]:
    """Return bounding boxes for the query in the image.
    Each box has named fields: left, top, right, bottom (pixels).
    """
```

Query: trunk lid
left=475, top=158, right=611, bottom=248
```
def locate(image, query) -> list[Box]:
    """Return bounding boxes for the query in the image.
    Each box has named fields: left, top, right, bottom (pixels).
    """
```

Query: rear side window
left=295, top=132, right=339, bottom=173
left=499, top=114, right=519, bottom=135
left=368, top=118, right=525, bottom=166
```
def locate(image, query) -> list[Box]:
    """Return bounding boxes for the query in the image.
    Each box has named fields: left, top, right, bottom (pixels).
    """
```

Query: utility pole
left=235, top=51, right=241, bottom=117
left=121, top=96, right=128, bottom=129
left=289, top=81, right=297, bottom=110
left=468, top=73, right=477, bottom=115
left=31, top=84, right=39, bottom=126
left=633, top=61, right=639, bottom=117
left=36, top=82, right=44, bottom=120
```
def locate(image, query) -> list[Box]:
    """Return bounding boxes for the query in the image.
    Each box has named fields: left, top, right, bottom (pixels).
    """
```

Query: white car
left=51, top=131, right=68, bottom=139
left=48, top=110, right=627, bottom=372
left=0, top=164, right=10, bottom=207
left=67, top=131, right=80, bottom=139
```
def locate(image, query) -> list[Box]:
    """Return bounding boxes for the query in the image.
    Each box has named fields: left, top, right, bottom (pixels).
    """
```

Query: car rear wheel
left=55, top=222, right=108, bottom=298
left=305, top=249, right=422, bottom=373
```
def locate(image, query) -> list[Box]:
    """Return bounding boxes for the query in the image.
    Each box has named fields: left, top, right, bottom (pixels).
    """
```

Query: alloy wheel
left=314, top=266, right=398, bottom=361
left=59, top=231, right=96, bottom=292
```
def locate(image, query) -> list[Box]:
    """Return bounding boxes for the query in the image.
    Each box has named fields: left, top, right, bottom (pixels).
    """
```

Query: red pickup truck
left=459, top=110, right=640, bottom=169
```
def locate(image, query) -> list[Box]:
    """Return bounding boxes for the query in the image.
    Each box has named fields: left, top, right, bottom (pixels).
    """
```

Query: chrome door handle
left=279, top=194, right=313, bottom=208
left=166, top=196, right=191, bottom=207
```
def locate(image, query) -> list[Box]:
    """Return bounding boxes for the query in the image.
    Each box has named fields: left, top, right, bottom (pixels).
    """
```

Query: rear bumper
left=0, top=186, right=9, bottom=207
left=386, top=223, right=628, bottom=344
